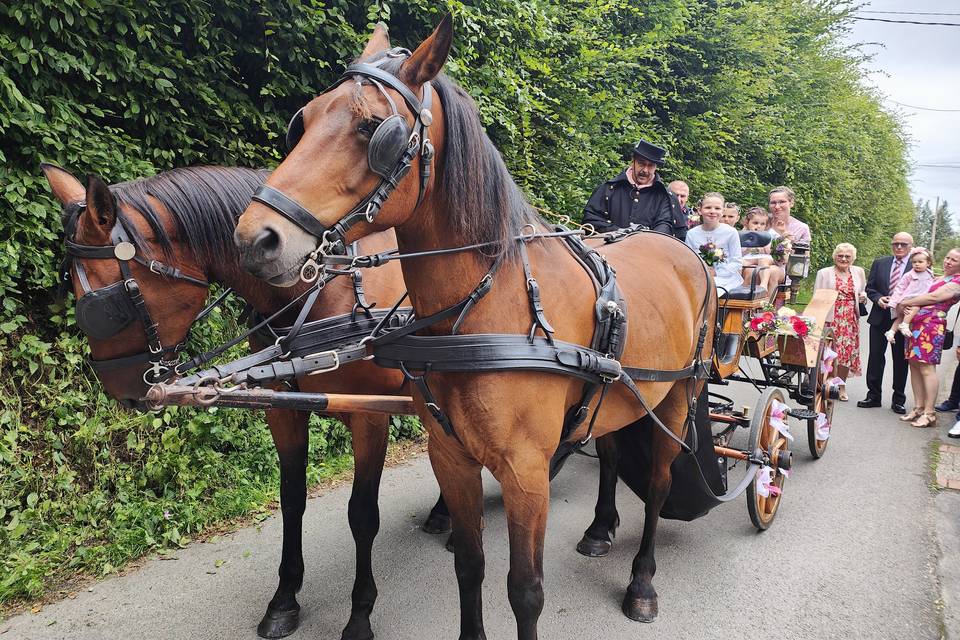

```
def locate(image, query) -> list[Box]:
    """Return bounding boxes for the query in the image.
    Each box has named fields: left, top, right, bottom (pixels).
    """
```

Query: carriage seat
left=724, top=285, right=768, bottom=301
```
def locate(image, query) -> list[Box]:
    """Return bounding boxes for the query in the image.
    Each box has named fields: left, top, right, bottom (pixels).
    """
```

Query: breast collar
left=249, top=48, right=435, bottom=284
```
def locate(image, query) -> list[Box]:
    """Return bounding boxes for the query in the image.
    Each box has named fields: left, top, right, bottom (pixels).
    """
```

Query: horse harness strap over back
left=370, top=228, right=712, bottom=451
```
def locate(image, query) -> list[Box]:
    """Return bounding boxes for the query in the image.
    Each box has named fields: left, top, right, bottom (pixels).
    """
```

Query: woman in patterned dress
left=814, top=243, right=867, bottom=401
left=899, top=248, right=960, bottom=428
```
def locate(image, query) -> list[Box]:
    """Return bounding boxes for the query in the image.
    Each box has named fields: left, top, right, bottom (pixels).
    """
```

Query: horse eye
left=357, top=118, right=382, bottom=138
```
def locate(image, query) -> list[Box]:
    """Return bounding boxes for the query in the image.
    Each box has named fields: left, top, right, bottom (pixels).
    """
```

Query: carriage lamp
left=786, top=242, right=811, bottom=281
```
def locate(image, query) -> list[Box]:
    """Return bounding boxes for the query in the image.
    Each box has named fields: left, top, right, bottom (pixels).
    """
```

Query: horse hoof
left=340, top=620, right=375, bottom=640
left=621, top=595, right=658, bottom=623
left=257, top=606, right=301, bottom=638
left=421, top=511, right=452, bottom=535
left=444, top=533, right=455, bottom=553
left=575, top=535, right=612, bottom=557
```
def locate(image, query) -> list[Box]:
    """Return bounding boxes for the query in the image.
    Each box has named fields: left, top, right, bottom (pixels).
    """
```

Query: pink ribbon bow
left=756, top=466, right=782, bottom=498
left=815, top=412, right=831, bottom=441
left=769, top=399, right=794, bottom=442
left=821, top=346, right=838, bottom=375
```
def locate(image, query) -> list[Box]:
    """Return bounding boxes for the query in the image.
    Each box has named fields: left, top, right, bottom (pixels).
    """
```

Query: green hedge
left=0, top=0, right=912, bottom=602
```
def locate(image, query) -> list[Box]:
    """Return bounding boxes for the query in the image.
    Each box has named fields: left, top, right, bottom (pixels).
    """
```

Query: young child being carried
left=886, top=247, right=935, bottom=343
left=740, top=207, right=785, bottom=296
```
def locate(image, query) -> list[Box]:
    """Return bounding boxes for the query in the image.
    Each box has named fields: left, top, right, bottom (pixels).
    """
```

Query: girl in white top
left=685, top=192, right=743, bottom=294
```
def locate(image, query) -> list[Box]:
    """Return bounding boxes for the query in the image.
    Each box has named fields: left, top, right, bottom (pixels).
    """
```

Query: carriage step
left=786, top=408, right=818, bottom=420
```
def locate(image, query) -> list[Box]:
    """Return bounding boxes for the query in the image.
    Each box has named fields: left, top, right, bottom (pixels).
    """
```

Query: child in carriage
left=740, top=207, right=785, bottom=297
left=886, top=247, right=935, bottom=343
left=720, top=202, right=741, bottom=228
left=685, top=192, right=743, bottom=295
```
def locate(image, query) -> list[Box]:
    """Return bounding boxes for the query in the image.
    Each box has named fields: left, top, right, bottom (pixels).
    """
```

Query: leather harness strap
left=367, top=227, right=713, bottom=452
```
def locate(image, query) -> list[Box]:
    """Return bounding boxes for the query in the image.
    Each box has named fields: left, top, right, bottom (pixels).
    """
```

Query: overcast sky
left=844, top=1, right=960, bottom=217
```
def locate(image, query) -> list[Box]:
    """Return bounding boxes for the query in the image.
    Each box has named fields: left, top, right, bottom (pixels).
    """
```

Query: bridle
left=250, top=47, right=435, bottom=284
left=61, top=201, right=211, bottom=384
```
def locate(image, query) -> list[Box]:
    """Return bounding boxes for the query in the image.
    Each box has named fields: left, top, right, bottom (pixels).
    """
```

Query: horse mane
left=369, top=53, right=538, bottom=258
left=109, top=166, right=269, bottom=264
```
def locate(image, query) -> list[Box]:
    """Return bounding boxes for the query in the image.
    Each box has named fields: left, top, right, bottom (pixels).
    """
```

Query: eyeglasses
left=891, top=242, right=910, bottom=248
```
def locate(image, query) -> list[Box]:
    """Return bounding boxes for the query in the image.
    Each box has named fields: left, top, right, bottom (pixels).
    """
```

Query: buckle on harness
left=304, top=349, right=341, bottom=375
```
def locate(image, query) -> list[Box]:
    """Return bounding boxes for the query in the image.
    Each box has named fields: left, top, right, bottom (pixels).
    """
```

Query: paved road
left=4, top=336, right=951, bottom=640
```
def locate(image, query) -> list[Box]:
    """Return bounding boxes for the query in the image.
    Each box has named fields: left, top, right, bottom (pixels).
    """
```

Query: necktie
left=889, top=259, right=902, bottom=293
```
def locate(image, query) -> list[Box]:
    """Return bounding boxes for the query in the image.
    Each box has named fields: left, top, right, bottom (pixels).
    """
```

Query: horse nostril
left=254, top=227, right=282, bottom=257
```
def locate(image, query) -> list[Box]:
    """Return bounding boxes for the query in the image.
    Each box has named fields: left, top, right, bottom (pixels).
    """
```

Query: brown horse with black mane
left=41, top=164, right=452, bottom=640
left=235, top=17, right=716, bottom=639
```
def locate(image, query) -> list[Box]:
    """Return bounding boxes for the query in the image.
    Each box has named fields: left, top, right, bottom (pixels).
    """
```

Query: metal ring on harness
left=143, top=361, right=171, bottom=385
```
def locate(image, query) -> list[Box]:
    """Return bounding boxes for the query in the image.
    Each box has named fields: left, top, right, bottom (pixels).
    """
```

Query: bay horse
left=234, top=17, right=715, bottom=639
left=41, top=164, right=452, bottom=640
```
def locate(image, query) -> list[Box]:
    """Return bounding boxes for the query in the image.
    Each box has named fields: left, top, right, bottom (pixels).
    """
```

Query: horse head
left=42, top=164, right=212, bottom=407
left=234, top=17, right=453, bottom=286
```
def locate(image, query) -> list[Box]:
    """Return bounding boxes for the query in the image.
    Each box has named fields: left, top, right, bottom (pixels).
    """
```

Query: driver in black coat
left=582, top=140, right=682, bottom=237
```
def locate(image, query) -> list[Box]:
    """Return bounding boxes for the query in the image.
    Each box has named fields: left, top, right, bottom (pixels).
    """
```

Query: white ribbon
left=768, top=399, right=794, bottom=442
left=756, top=466, right=781, bottom=498
left=815, top=412, right=831, bottom=441
left=821, top=345, right=838, bottom=374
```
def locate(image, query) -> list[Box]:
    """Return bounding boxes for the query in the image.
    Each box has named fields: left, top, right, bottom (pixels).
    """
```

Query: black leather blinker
left=75, top=281, right=138, bottom=340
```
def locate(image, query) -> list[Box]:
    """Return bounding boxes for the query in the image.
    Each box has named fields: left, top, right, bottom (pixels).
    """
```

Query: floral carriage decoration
left=698, top=242, right=726, bottom=267
left=747, top=305, right=817, bottom=339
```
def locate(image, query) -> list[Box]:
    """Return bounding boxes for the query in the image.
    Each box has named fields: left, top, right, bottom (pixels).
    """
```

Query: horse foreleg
left=428, top=436, right=487, bottom=640
left=576, top=434, right=620, bottom=557
left=259, top=408, right=309, bottom=639
left=341, top=412, right=390, bottom=640
left=498, top=450, right=550, bottom=640
left=623, top=387, right=686, bottom=623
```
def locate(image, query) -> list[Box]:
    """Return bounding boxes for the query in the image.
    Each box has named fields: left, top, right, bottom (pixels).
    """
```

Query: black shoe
left=891, top=403, right=906, bottom=415
left=857, top=398, right=881, bottom=408
left=935, top=400, right=959, bottom=412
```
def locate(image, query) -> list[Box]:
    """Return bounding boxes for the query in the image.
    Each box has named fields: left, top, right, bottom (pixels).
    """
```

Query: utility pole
left=931, top=196, right=940, bottom=258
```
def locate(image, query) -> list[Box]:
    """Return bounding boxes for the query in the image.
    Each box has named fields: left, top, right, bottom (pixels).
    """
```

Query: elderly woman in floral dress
left=814, top=243, right=867, bottom=401
left=898, top=248, right=960, bottom=428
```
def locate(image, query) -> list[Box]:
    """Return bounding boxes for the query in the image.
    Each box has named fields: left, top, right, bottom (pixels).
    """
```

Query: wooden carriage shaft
left=144, top=384, right=416, bottom=415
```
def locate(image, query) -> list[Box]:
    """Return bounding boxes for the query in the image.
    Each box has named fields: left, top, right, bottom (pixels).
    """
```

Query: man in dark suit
left=582, top=140, right=681, bottom=237
left=858, top=232, right=914, bottom=413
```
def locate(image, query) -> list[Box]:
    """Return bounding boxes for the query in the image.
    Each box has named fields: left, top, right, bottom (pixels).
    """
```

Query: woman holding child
left=898, top=248, right=960, bottom=428
left=814, top=243, right=867, bottom=401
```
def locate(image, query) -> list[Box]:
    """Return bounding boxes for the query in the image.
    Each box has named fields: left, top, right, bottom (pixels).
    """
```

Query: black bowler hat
left=632, top=140, right=667, bottom=165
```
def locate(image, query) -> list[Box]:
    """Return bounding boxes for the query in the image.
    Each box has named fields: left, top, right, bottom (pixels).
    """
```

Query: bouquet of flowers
left=687, top=211, right=701, bottom=227
left=698, top=242, right=726, bottom=267
left=748, top=305, right=817, bottom=338
left=770, top=236, right=792, bottom=263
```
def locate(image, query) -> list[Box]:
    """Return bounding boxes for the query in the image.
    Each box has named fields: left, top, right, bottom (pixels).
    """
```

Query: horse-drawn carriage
left=673, top=237, right=839, bottom=530
left=47, top=16, right=842, bottom=640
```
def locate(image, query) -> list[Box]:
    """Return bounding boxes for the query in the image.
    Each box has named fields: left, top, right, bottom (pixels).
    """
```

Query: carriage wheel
left=806, top=327, right=835, bottom=459
left=746, top=387, right=789, bottom=531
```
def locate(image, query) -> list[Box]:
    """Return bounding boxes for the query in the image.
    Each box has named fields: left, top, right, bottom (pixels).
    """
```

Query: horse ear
left=400, top=14, right=453, bottom=87
left=85, top=175, right=117, bottom=229
left=40, top=163, right=86, bottom=205
left=359, top=22, right=392, bottom=61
